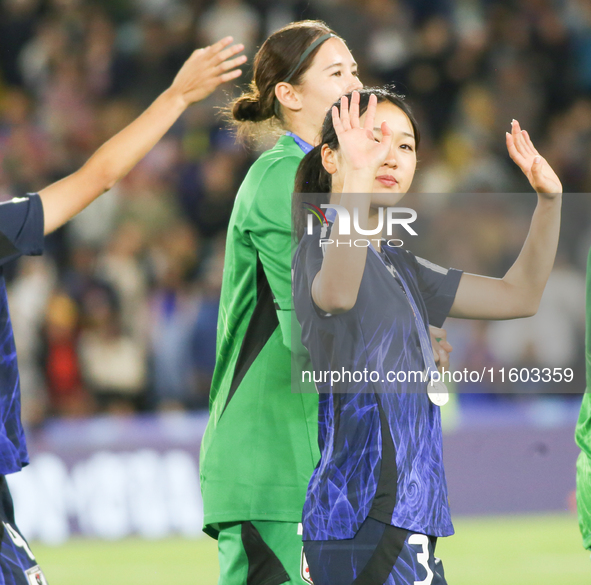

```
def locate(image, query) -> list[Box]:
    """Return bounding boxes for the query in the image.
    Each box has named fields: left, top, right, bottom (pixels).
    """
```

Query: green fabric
left=200, top=136, right=320, bottom=537
left=575, top=246, right=591, bottom=550
left=217, top=523, right=249, bottom=585
left=217, top=521, right=310, bottom=585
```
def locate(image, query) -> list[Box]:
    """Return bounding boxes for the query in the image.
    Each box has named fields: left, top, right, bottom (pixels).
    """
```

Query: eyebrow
left=373, top=128, right=415, bottom=140
left=323, top=61, right=358, bottom=71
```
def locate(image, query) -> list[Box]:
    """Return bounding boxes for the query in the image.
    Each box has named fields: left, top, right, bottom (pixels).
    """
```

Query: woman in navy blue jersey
left=291, top=88, right=562, bottom=585
left=0, top=37, right=245, bottom=584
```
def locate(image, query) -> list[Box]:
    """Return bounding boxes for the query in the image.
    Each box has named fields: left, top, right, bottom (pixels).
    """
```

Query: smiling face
left=278, top=37, right=363, bottom=142
left=327, top=100, right=418, bottom=205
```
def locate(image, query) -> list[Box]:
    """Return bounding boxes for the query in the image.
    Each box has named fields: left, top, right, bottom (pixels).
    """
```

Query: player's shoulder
left=242, top=138, right=302, bottom=194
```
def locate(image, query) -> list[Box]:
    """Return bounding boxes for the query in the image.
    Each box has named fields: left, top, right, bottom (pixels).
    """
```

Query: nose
left=383, top=144, right=398, bottom=169
left=347, top=73, right=363, bottom=92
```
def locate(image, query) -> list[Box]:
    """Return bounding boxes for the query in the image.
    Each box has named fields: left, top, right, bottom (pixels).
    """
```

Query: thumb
left=380, top=121, right=394, bottom=152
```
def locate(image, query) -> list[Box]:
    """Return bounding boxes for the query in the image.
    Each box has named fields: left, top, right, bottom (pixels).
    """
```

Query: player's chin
left=371, top=187, right=404, bottom=207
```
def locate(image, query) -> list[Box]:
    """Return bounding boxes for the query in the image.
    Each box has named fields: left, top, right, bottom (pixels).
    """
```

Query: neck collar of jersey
left=285, top=131, right=314, bottom=154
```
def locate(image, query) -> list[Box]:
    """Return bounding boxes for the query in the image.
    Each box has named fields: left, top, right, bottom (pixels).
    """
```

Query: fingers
left=339, top=95, right=351, bottom=131
left=511, top=119, right=538, bottom=159
left=332, top=105, right=345, bottom=136
left=349, top=90, right=360, bottom=128
left=429, top=326, right=452, bottom=352
left=511, top=119, right=529, bottom=159
left=430, top=325, right=452, bottom=373
left=436, top=348, right=450, bottom=372
left=521, top=129, right=539, bottom=156
left=432, top=345, right=450, bottom=372
left=213, top=42, right=246, bottom=66
left=217, top=53, right=247, bottom=74
left=363, top=93, right=377, bottom=133
left=506, top=119, right=561, bottom=194
left=379, top=120, right=394, bottom=153
left=207, top=36, right=235, bottom=56
left=531, top=155, right=544, bottom=182
left=380, top=120, right=392, bottom=138
left=439, top=339, right=453, bottom=354
left=506, top=130, right=525, bottom=168
left=219, top=68, right=243, bottom=83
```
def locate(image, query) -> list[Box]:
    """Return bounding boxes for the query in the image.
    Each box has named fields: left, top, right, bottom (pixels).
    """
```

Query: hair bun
left=233, top=96, right=265, bottom=122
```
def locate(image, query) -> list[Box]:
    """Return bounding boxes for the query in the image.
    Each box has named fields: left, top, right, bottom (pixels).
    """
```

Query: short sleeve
left=0, top=195, right=44, bottom=267
left=412, top=255, right=463, bottom=327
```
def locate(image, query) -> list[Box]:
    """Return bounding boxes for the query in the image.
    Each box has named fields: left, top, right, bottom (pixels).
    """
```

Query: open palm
left=332, top=92, right=393, bottom=174
left=171, top=37, right=247, bottom=106
left=506, top=120, right=562, bottom=197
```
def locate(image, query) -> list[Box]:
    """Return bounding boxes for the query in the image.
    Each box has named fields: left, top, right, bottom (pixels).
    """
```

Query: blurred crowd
left=1, top=0, right=590, bottom=423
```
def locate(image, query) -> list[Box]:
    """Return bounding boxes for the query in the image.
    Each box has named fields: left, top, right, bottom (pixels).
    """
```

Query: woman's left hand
left=506, top=120, right=562, bottom=197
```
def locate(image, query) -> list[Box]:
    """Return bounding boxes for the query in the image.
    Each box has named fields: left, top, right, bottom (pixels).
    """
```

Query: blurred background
left=1, top=0, right=591, bottom=583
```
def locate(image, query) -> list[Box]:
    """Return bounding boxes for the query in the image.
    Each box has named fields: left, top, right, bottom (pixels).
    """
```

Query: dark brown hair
left=230, top=20, right=340, bottom=140
left=293, top=88, right=421, bottom=240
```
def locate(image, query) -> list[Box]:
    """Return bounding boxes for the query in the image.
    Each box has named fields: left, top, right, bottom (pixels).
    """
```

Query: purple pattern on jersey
left=305, top=392, right=383, bottom=539
left=0, top=195, right=44, bottom=476
left=294, top=234, right=459, bottom=541
left=0, top=522, right=41, bottom=584
left=0, top=284, right=28, bottom=475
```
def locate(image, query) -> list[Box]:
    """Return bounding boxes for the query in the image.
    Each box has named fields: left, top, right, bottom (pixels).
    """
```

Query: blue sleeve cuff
left=20, top=193, right=45, bottom=256
left=428, top=268, right=463, bottom=328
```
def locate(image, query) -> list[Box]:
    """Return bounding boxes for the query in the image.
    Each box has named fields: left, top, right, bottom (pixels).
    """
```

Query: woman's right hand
left=332, top=91, right=393, bottom=175
left=169, top=37, right=247, bottom=107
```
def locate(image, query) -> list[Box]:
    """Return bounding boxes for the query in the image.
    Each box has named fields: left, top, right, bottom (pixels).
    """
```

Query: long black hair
left=292, top=88, right=420, bottom=240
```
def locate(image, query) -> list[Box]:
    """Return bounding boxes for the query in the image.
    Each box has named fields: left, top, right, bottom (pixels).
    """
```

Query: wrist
left=161, top=86, right=190, bottom=112
left=536, top=191, right=562, bottom=203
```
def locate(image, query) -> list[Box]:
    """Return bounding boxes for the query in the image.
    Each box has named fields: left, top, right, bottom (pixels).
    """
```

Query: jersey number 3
left=408, top=533, right=434, bottom=585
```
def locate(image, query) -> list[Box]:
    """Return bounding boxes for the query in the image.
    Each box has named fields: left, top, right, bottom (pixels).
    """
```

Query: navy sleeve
left=293, top=232, right=331, bottom=319
left=0, top=194, right=44, bottom=267
left=411, top=254, right=463, bottom=328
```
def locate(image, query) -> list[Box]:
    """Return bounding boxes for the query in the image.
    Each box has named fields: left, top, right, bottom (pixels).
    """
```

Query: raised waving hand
left=506, top=119, right=562, bottom=197
left=332, top=91, right=393, bottom=174
left=171, top=36, right=247, bottom=106
left=40, top=36, right=246, bottom=234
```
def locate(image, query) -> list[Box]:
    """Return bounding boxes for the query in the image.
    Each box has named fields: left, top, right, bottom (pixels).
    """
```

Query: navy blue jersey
left=0, top=196, right=44, bottom=475
left=0, top=476, right=47, bottom=584
left=292, top=225, right=462, bottom=540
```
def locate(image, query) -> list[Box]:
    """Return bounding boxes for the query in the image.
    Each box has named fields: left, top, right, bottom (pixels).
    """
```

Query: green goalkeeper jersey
left=576, top=246, right=591, bottom=551
left=199, top=135, right=319, bottom=537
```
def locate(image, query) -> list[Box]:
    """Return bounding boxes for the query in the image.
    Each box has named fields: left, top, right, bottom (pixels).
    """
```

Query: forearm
left=502, top=193, right=562, bottom=312
left=39, top=88, right=188, bottom=234
left=84, top=88, right=188, bottom=190
left=450, top=194, right=562, bottom=320
left=313, top=171, right=373, bottom=313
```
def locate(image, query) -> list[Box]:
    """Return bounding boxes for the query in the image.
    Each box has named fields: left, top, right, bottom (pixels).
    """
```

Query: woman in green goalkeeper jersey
left=199, top=21, right=361, bottom=585
left=199, top=20, right=453, bottom=585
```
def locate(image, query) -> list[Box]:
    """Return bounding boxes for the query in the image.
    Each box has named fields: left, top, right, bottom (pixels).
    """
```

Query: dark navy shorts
left=303, top=517, right=447, bottom=585
left=0, top=476, right=47, bottom=584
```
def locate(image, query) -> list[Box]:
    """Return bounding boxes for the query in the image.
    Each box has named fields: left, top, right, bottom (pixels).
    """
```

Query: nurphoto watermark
left=303, top=202, right=417, bottom=248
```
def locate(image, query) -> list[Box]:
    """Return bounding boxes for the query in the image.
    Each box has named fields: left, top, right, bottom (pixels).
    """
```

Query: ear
left=275, top=82, right=303, bottom=113
left=321, top=144, right=338, bottom=175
